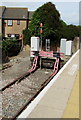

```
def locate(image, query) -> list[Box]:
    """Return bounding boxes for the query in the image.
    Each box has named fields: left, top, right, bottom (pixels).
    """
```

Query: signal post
left=40, top=23, right=43, bottom=68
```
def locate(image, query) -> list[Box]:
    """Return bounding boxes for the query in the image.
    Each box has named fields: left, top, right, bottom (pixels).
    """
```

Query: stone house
left=0, top=6, right=6, bottom=36
left=1, top=6, right=33, bottom=39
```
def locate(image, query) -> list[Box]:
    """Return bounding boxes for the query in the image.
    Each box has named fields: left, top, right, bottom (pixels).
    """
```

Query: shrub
left=2, top=39, right=21, bottom=56
left=22, top=29, right=31, bottom=45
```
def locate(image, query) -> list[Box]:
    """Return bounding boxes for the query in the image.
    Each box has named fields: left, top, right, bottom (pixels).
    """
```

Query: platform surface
left=63, top=70, right=79, bottom=118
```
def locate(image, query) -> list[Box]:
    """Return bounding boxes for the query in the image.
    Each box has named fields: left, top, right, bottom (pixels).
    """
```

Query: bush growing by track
left=2, top=38, right=21, bottom=62
left=22, top=29, right=31, bottom=45
left=3, top=39, right=21, bottom=56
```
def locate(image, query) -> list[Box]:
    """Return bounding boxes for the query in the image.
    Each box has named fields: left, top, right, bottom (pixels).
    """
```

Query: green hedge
left=22, top=29, right=31, bottom=45
left=2, top=39, right=21, bottom=57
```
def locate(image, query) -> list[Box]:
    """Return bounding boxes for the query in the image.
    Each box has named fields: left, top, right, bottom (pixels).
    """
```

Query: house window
left=8, top=20, right=13, bottom=26
left=15, top=34, right=19, bottom=39
left=17, top=20, right=20, bottom=25
left=11, top=34, right=15, bottom=38
left=7, top=34, right=11, bottom=37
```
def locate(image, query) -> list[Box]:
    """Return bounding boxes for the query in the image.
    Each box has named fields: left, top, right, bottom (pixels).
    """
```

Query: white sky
left=0, top=0, right=81, bottom=25
left=0, top=0, right=80, bottom=2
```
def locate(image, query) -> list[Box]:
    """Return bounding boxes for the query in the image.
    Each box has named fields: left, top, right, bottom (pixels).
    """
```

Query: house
left=0, top=6, right=5, bottom=36
left=27, top=11, right=34, bottom=25
left=0, top=7, right=2, bottom=35
left=1, top=6, right=33, bottom=39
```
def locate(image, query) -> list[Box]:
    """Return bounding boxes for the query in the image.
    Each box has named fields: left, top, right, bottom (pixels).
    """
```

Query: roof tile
left=3, top=7, right=28, bottom=19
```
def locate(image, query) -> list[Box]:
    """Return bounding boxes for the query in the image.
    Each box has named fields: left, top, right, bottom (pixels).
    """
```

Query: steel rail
left=0, top=64, right=12, bottom=71
left=10, top=58, right=60, bottom=120
left=2, top=57, right=60, bottom=119
left=10, top=73, right=58, bottom=120
left=1, top=56, right=38, bottom=92
left=1, top=71, right=30, bottom=91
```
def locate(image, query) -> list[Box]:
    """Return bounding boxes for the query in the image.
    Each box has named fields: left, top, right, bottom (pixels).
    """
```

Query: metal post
left=40, top=33, right=42, bottom=68
left=41, top=34, right=42, bottom=51
left=40, top=23, right=43, bottom=69
left=21, top=34, right=24, bottom=50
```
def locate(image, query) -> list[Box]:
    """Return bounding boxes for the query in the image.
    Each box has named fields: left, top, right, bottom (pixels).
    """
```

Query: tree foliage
left=2, top=39, right=21, bottom=56
left=57, top=24, right=81, bottom=40
left=22, top=29, right=31, bottom=45
left=23, top=2, right=81, bottom=47
left=29, top=2, right=61, bottom=45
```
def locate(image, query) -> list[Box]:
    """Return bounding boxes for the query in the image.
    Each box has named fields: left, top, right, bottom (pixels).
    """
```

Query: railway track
left=1, top=71, right=35, bottom=91
left=12, top=70, right=58, bottom=119
left=2, top=57, right=60, bottom=119
left=1, top=56, right=38, bottom=91
left=0, top=64, right=13, bottom=71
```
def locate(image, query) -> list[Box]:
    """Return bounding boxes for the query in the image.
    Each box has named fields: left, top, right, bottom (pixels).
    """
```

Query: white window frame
left=8, top=20, right=13, bottom=26
left=17, top=20, right=20, bottom=25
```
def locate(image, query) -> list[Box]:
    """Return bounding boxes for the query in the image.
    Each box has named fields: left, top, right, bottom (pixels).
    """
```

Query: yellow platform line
left=63, top=71, right=79, bottom=118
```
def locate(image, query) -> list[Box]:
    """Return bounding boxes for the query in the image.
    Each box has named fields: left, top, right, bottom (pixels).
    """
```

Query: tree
left=23, top=2, right=81, bottom=47
left=29, top=2, right=61, bottom=46
left=57, top=21, right=81, bottom=41
left=60, top=24, right=80, bottom=40
left=22, top=29, right=31, bottom=45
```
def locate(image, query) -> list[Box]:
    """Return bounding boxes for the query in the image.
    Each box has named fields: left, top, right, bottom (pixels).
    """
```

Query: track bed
left=2, top=68, right=52, bottom=118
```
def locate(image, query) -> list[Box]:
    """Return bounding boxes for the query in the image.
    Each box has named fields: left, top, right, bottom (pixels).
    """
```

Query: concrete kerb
left=17, top=49, right=80, bottom=119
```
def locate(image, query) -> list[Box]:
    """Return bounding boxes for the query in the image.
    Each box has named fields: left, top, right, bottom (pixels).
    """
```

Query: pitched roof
left=0, top=6, right=6, bottom=18
left=28, top=11, right=34, bottom=20
left=3, top=7, right=28, bottom=19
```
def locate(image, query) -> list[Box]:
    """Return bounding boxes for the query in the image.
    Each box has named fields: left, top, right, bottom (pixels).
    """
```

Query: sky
left=0, top=0, right=80, bottom=25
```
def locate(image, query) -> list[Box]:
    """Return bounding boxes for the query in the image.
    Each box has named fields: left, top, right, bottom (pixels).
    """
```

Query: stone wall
left=72, top=37, right=80, bottom=54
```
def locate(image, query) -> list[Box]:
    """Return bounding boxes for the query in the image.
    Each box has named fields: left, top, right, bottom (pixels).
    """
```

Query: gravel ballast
left=2, top=68, right=52, bottom=118
left=1, top=50, right=70, bottom=118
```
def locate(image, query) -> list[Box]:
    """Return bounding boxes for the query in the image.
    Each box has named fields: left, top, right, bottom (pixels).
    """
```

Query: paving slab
left=28, top=104, right=63, bottom=118
left=63, top=71, right=79, bottom=118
